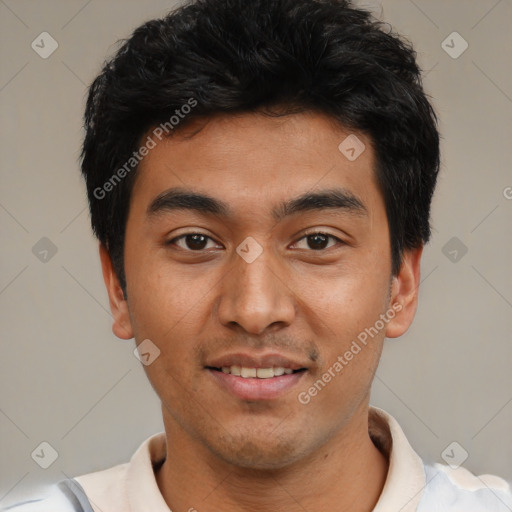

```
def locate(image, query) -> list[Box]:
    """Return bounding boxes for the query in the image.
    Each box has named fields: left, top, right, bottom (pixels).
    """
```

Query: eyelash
left=167, top=231, right=345, bottom=252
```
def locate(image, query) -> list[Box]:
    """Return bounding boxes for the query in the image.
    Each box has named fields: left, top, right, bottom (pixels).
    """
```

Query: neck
left=156, top=404, right=389, bottom=512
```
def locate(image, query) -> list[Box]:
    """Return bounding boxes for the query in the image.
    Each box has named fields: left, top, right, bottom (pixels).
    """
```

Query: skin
left=100, top=111, right=422, bottom=511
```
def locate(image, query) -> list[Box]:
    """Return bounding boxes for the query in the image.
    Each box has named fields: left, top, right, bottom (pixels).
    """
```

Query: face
left=101, top=111, right=421, bottom=470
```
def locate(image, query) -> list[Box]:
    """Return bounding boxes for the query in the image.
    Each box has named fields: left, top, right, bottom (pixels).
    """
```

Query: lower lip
left=207, top=369, right=306, bottom=401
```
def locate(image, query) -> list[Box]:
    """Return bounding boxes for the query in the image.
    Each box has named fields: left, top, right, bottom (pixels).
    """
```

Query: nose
left=216, top=244, right=296, bottom=335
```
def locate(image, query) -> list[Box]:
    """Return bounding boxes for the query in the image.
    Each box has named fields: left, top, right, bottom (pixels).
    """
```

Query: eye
left=292, top=232, right=343, bottom=251
left=168, top=233, right=220, bottom=251
left=167, top=231, right=344, bottom=252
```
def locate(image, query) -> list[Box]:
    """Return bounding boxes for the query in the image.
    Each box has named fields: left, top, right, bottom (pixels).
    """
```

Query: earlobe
left=99, top=243, right=134, bottom=340
left=385, top=245, right=423, bottom=339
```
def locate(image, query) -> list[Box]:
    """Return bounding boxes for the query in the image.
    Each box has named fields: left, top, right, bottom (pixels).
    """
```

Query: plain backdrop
left=1, top=0, right=511, bottom=506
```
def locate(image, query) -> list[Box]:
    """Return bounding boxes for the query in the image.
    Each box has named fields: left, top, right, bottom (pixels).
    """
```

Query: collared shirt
left=3, top=406, right=511, bottom=511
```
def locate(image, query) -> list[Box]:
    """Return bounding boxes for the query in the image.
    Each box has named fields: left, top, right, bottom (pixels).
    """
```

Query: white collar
left=75, top=406, right=426, bottom=511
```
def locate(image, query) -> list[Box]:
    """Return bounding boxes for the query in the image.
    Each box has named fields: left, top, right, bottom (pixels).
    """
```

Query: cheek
left=300, top=275, right=387, bottom=403
left=294, top=269, right=389, bottom=401
left=294, top=263, right=389, bottom=331
left=126, top=242, right=216, bottom=323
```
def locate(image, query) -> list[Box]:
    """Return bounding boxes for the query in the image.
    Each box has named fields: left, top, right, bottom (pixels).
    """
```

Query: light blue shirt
left=3, top=407, right=511, bottom=511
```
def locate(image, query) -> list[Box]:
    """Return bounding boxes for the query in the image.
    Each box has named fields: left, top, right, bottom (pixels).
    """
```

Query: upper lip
left=206, top=352, right=309, bottom=371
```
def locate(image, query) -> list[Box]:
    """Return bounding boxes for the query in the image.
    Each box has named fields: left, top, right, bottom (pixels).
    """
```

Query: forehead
left=131, top=111, right=381, bottom=219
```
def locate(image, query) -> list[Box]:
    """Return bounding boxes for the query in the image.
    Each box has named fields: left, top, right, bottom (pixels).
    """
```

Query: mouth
left=206, top=365, right=307, bottom=379
left=205, top=355, right=308, bottom=401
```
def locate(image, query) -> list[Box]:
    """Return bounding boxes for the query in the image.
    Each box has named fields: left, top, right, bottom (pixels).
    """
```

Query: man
left=5, top=0, right=511, bottom=510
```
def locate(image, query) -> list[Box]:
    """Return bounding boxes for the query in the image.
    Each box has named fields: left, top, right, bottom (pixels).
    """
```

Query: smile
left=207, top=366, right=307, bottom=400
left=215, top=365, right=304, bottom=378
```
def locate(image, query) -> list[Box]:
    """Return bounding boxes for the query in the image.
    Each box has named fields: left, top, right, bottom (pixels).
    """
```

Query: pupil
left=187, top=234, right=207, bottom=250
left=308, top=234, right=328, bottom=250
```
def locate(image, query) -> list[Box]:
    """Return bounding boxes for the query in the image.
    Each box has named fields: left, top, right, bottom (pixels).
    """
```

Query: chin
left=210, top=433, right=307, bottom=471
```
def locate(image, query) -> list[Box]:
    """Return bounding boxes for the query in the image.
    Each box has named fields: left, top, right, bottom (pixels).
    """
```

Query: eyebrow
left=147, top=186, right=367, bottom=222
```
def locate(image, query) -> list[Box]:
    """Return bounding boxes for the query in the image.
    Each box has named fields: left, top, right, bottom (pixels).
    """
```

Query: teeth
left=241, top=367, right=257, bottom=378
left=219, top=366, right=298, bottom=378
left=256, top=368, right=274, bottom=379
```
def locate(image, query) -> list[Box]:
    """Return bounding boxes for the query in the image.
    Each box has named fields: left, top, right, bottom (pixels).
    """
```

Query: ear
left=385, top=245, right=423, bottom=338
left=99, top=243, right=134, bottom=340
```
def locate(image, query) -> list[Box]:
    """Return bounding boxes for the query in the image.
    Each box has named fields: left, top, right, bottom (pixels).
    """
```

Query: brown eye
left=184, top=234, right=208, bottom=250
left=306, top=233, right=329, bottom=250
left=170, top=233, right=217, bottom=251
left=293, top=232, right=342, bottom=251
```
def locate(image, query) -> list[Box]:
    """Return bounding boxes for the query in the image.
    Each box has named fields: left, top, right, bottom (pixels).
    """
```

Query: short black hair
left=81, top=0, right=440, bottom=296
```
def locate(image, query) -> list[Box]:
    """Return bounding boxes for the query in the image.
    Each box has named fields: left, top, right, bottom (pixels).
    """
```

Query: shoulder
left=2, top=434, right=162, bottom=512
left=418, top=462, right=512, bottom=511
left=1, top=479, right=93, bottom=512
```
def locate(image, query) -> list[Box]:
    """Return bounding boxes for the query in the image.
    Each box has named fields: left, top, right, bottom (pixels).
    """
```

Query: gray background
left=1, top=0, right=511, bottom=506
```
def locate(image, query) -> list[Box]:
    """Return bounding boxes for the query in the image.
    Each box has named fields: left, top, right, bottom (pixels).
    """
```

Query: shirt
left=3, top=406, right=511, bottom=511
